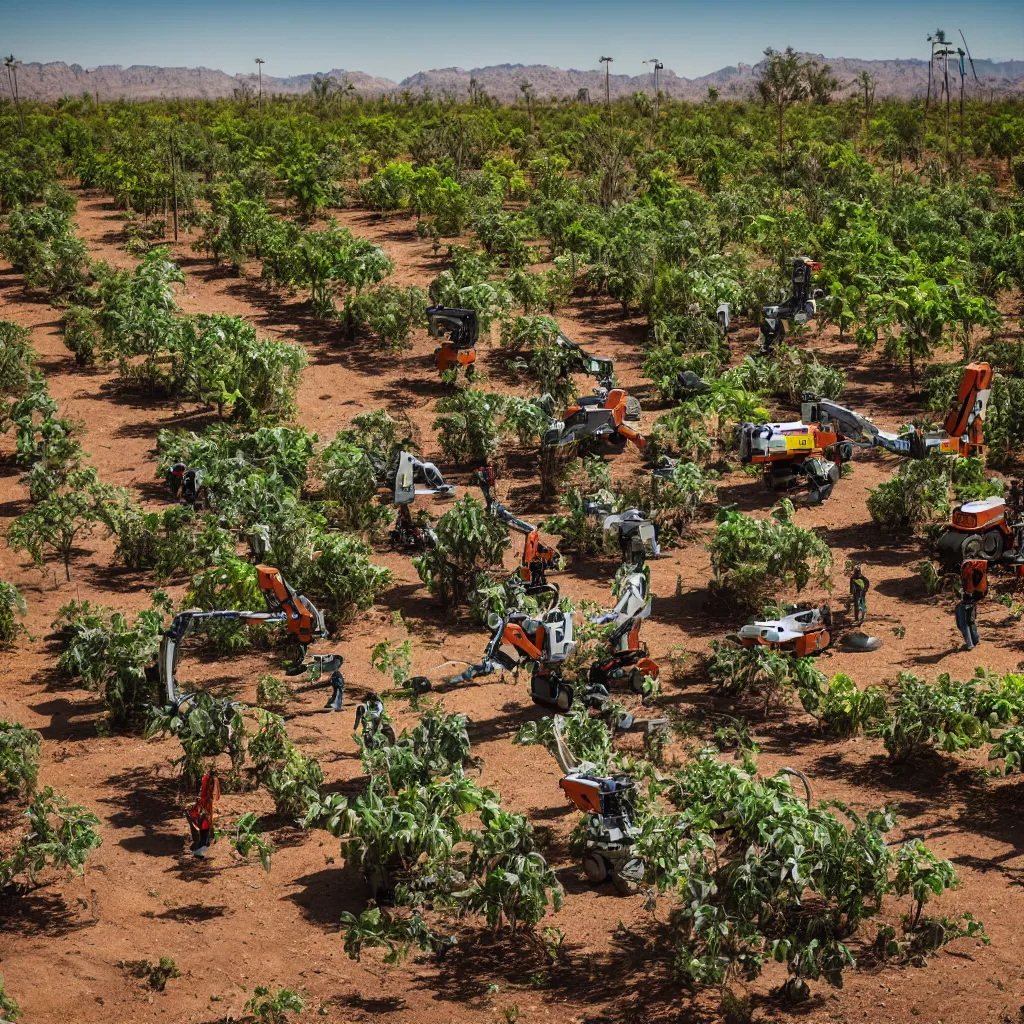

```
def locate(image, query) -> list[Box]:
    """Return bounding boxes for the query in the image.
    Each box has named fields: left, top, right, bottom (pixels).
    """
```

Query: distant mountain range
left=9, top=55, right=1024, bottom=104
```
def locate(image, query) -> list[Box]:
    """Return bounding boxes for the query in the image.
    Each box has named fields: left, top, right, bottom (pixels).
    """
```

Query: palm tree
left=805, top=59, right=838, bottom=105
left=520, top=80, right=535, bottom=131
left=5, top=55, right=24, bottom=131
left=857, top=70, right=876, bottom=138
left=755, top=47, right=807, bottom=166
left=310, top=73, right=333, bottom=106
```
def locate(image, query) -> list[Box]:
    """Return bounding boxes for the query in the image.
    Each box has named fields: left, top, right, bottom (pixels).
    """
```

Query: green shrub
left=414, top=497, right=509, bottom=609
left=799, top=673, right=888, bottom=737
left=0, top=320, right=36, bottom=398
left=57, top=592, right=171, bottom=729
left=349, top=284, right=428, bottom=350
left=867, top=454, right=952, bottom=531
left=878, top=672, right=985, bottom=762
left=708, top=499, right=832, bottom=611
left=0, top=582, right=26, bottom=646
left=0, top=722, right=41, bottom=800
left=0, top=204, right=88, bottom=297
left=0, top=787, right=102, bottom=893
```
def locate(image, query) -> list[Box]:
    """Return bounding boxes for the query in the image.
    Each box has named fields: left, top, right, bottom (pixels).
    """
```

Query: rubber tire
left=962, top=534, right=984, bottom=561
left=982, top=529, right=1005, bottom=560
left=582, top=853, right=608, bottom=884
left=382, top=723, right=397, bottom=747
left=628, top=668, right=644, bottom=694
left=555, top=684, right=574, bottom=711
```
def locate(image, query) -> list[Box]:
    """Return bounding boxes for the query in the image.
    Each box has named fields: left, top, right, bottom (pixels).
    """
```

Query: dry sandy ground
left=0, top=192, right=1023, bottom=1024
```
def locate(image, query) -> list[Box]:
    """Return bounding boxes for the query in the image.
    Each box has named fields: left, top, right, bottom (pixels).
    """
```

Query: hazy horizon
left=4, top=0, right=1022, bottom=83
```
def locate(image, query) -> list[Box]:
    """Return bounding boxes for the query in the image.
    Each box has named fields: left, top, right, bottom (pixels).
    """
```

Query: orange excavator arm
left=944, top=362, right=993, bottom=456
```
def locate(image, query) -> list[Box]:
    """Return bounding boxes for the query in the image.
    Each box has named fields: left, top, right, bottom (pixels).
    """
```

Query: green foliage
left=230, top=812, right=273, bottom=871
left=414, top=496, right=509, bottom=609
left=0, top=582, right=26, bottom=646
left=647, top=750, right=966, bottom=994
left=0, top=320, right=36, bottom=398
left=247, top=711, right=324, bottom=819
left=708, top=499, right=832, bottom=611
left=988, top=726, right=1024, bottom=774
left=146, top=692, right=248, bottom=788
left=0, top=721, right=41, bottom=800
left=263, top=222, right=391, bottom=323
left=879, top=671, right=986, bottom=762
left=0, top=787, right=102, bottom=893
left=292, top=531, right=392, bottom=623
left=433, top=388, right=503, bottom=465
left=799, top=672, right=888, bottom=737
left=514, top=709, right=613, bottom=773
left=0, top=974, right=21, bottom=1021
left=339, top=907, right=436, bottom=963
left=118, top=958, right=181, bottom=992
left=0, top=203, right=88, bottom=297
left=317, top=437, right=386, bottom=533
left=244, top=986, right=305, bottom=1024
left=706, top=643, right=826, bottom=715
left=867, top=454, right=952, bottom=530
left=7, top=488, right=99, bottom=582
left=56, top=592, right=170, bottom=729
left=349, top=284, right=428, bottom=351
left=371, top=639, right=412, bottom=689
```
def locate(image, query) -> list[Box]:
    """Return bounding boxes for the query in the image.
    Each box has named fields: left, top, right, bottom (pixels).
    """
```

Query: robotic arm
left=159, top=565, right=330, bottom=706
left=543, top=389, right=646, bottom=451
left=427, top=306, right=479, bottom=378
left=590, top=571, right=651, bottom=630
left=807, top=361, right=992, bottom=460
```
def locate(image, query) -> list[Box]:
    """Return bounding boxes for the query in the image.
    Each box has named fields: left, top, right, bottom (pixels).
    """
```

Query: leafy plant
left=414, top=496, right=509, bottom=610
left=799, top=673, right=888, bottom=737
left=867, top=454, right=952, bottom=531
left=0, top=722, right=41, bottom=801
left=146, top=692, right=248, bottom=788
left=0, top=582, right=26, bottom=646
left=7, top=489, right=100, bottom=582
left=243, top=986, right=305, bottom=1024
left=247, top=711, right=324, bottom=818
left=708, top=499, right=832, bottom=611
left=0, top=320, right=36, bottom=398
left=230, top=812, right=273, bottom=871
left=118, top=957, right=181, bottom=992
left=0, top=974, right=21, bottom=1021
left=0, top=787, right=102, bottom=893
left=57, top=591, right=170, bottom=729
left=878, top=672, right=985, bottom=762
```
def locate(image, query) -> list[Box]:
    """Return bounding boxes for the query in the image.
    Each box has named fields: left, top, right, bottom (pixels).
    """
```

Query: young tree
left=7, top=490, right=99, bottom=581
left=756, top=47, right=808, bottom=165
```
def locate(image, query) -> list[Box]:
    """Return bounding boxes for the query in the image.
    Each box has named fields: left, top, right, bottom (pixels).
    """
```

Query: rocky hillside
left=9, top=54, right=1024, bottom=103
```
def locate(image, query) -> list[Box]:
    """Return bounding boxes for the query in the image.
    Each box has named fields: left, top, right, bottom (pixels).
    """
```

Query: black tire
left=962, top=534, right=984, bottom=561
left=555, top=684, right=574, bottom=711
left=627, top=668, right=644, bottom=694
left=982, top=529, right=1005, bottom=560
left=382, top=723, right=397, bottom=746
left=583, top=853, right=608, bottom=884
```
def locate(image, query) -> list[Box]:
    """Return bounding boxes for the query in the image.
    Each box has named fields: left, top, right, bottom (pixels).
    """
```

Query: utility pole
left=599, top=56, right=613, bottom=108
left=4, top=55, right=24, bottom=132
left=255, top=57, right=265, bottom=112
left=644, top=58, right=663, bottom=122
left=169, top=130, right=179, bottom=242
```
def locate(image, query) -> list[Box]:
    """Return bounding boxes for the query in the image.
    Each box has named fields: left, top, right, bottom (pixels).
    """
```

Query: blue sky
left=3, top=0, right=1021, bottom=81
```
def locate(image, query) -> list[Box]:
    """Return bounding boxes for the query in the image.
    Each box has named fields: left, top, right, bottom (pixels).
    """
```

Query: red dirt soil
left=1, top=192, right=1023, bottom=1024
